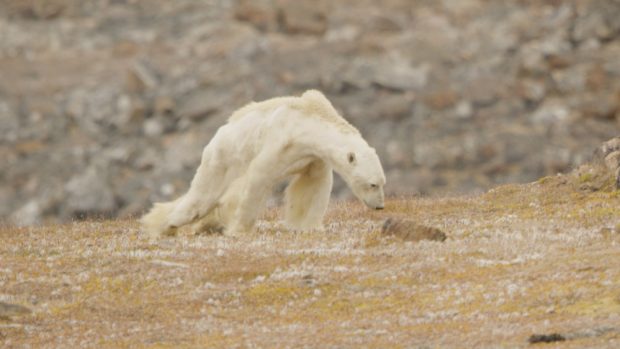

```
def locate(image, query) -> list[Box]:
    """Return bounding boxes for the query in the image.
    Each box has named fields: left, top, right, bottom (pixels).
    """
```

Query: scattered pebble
left=150, top=259, right=189, bottom=268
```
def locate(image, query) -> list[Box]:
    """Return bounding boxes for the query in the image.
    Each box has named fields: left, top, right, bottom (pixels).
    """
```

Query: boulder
left=65, top=165, right=116, bottom=218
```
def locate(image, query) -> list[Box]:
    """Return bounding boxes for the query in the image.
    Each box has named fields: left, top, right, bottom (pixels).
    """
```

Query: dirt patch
left=529, top=333, right=566, bottom=344
left=381, top=218, right=447, bottom=242
left=0, top=302, right=31, bottom=321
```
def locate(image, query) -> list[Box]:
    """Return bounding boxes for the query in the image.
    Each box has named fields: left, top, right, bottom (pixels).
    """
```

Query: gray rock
left=552, top=65, right=588, bottom=94
left=2, top=1, right=67, bottom=20
left=103, top=146, right=132, bottom=164
left=0, top=100, right=19, bottom=143
left=341, top=58, right=430, bottom=91
left=386, top=140, right=411, bottom=167
left=143, top=118, right=165, bottom=137
left=573, top=12, right=610, bottom=42
left=10, top=200, right=41, bottom=227
left=134, top=147, right=160, bottom=171
left=154, top=95, right=176, bottom=115
left=370, top=61, right=430, bottom=91
left=65, top=165, right=116, bottom=218
left=371, top=93, right=413, bottom=120
left=127, top=60, right=160, bottom=93
left=531, top=101, right=571, bottom=125
left=572, top=1, right=620, bottom=43
left=454, top=100, right=473, bottom=119
left=276, top=0, right=328, bottom=35
left=176, top=89, right=224, bottom=121
left=142, top=115, right=177, bottom=138
left=163, top=131, right=205, bottom=173
left=234, top=0, right=277, bottom=32
left=115, top=94, right=146, bottom=131
left=324, top=25, right=360, bottom=43
left=518, top=79, right=546, bottom=103
left=573, top=93, right=617, bottom=120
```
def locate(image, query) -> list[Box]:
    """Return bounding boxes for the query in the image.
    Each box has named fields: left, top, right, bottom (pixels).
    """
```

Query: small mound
left=536, top=137, right=620, bottom=193
left=572, top=137, right=620, bottom=192
left=381, top=218, right=447, bottom=242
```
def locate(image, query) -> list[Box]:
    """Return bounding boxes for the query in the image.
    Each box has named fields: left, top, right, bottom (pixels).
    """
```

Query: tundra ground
left=1, top=171, right=620, bottom=348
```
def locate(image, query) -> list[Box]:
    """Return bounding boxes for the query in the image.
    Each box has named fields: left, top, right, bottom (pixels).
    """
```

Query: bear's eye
left=370, top=183, right=378, bottom=189
left=347, top=152, right=356, bottom=164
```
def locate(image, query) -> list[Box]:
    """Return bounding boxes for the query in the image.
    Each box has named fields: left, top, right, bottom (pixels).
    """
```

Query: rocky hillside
left=1, top=0, right=620, bottom=225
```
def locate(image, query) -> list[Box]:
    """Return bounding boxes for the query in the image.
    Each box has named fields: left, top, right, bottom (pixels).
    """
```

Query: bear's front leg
left=284, top=160, right=333, bottom=230
left=166, top=152, right=230, bottom=231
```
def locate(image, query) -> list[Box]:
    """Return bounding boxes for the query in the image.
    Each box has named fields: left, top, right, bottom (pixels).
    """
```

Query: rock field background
left=1, top=0, right=620, bottom=225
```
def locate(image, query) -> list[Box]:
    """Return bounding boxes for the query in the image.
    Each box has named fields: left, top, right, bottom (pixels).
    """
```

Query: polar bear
left=141, top=90, right=386, bottom=238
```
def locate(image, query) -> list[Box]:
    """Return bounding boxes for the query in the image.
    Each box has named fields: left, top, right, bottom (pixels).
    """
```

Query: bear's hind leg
left=167, top=158, right=230, bottom=231
left=191, top=179, right=242, bottom=235
left=284, top=160, right=333, bottom=230
left=191, top=208, right=225, bottom=235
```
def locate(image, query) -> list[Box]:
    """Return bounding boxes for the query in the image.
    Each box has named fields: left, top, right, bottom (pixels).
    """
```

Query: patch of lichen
left=561, top=294, right=620, bottom=316
left=97, top=339, right=200, bottom=349
left=50, top=275, right=161, bottom=319
left=242, top=281, right=310, bottom=307
left=209, top=268, right=272, bottom=284
left=305, top=290, right=413, bottom=321
left=104, top=328, right=284, bottom=349
left=362, top=228, right=385, bottom=247
left=573, top=163, right=618, bottom=192
left=204, top=253, right=299, bottom=284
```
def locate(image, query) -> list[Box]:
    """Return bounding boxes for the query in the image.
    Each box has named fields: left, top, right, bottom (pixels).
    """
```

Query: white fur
left=141, top=90, right=386, bottom=238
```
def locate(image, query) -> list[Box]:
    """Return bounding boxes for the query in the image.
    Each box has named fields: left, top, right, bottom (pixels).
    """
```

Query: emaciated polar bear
left=141, top=90, right=386, bottom=238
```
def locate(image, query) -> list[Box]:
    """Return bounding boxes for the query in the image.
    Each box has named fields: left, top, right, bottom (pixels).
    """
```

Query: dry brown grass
left=1, top=171, right=620, bottom=348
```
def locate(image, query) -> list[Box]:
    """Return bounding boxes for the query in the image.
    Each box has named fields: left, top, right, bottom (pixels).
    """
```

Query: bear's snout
left=363, top=199, right=384, bottom=210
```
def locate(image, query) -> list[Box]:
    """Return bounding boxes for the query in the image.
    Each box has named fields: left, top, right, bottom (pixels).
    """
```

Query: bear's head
left=339, top=144, right=386, bottom=210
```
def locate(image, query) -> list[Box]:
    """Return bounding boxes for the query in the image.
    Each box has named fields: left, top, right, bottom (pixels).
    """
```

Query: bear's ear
left=347, top=152, right=356, bottom=165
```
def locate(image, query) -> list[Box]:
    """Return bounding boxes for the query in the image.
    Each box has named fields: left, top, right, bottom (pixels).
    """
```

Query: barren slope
left=1, top=172, right=620, bottom=348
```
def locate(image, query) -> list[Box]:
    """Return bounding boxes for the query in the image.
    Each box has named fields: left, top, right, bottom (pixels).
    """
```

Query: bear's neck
left=302, top=128, right=362, bottom=177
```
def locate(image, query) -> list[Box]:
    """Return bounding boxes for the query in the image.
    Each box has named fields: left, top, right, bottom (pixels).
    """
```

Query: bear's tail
left=140, top=197, right=182, bottom=239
